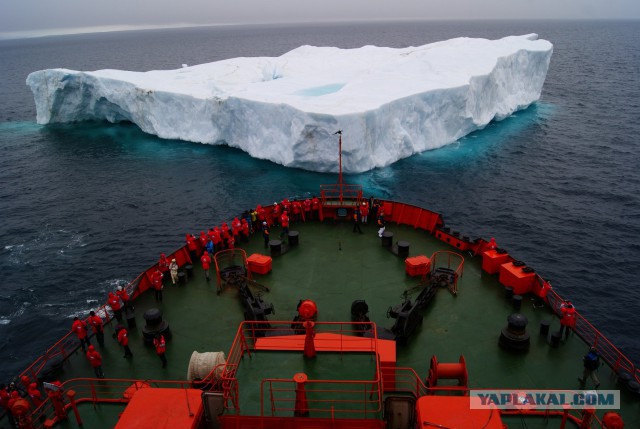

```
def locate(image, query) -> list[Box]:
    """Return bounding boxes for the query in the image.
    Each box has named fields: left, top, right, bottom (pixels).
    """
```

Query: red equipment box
left=498, top=262, right=535, bottom=295
left=405, top=255, right=431, bottom=277
left=482, top=249, right=510, bottom=274
left=247, top=253, right=272, bottom=275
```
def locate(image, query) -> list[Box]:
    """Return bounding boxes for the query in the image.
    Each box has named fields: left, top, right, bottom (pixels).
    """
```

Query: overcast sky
left=1, top=0, right=639, bottom=39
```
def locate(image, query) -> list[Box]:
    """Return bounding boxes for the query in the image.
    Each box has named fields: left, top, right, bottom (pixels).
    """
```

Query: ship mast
left=334, top=130, right=343, bottom=194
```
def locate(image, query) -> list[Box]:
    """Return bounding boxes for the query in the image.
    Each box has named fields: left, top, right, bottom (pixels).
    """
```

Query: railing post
left=66, top=390, right=83, bottom=426
left=90, top=379, right=98, bottom=404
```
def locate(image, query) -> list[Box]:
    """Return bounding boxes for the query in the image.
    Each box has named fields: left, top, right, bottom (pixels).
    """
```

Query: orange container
left=405, top=255, right=431, bottom=277
left=247, top=254, right=272, bottom=275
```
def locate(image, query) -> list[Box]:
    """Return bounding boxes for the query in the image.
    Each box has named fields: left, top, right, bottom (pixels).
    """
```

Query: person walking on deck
left=154, top=333, right=168, bottom=368
left=116, top=326, right=133, bottom=358
left=201, top=251, right=212, bottom=282
left=86, top=345, right=105, bottom=378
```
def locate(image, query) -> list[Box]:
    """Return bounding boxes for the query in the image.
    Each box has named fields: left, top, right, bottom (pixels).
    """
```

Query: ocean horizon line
left=1, top=18, right=638, bottom=42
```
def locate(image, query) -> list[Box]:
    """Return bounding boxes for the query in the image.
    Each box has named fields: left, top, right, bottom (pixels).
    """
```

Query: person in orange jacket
left=303, top=198, right=311, bottom=221
left=116, top=326, right=133, bottom=358
left=27, top=382, right=43, bottom=408
left=158, top=253, right=170, bottom=274
left=86, top=345, right=105, bottom=378
left=240, top=219, right=250, bottom=242
left=186, top=233, right=197, bottom=262
left=280, top=211, right=290, bottom=242
left=108, top=291, right=123, bottom=322
left=116, top=285, right=131, bottom=312
left=272, top=202, right=281, bottom=226
left=151, top=269, right=164, bottom=302
left=88, top=310, right=105, bottom=347
left=359, top=202, right=369, bottom=224
left=559, top=300, right=577, bottom=340
left=153, top=333, right=168, bottom=368
left=71, top=316, right=91, bottom=351
left=311, top=196, right=320, bottom=220
left=201, top=251, right=212, bottom=281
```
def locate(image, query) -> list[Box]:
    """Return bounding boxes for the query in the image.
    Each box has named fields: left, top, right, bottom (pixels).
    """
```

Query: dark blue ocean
left=0, top=20, right=639, bottom=383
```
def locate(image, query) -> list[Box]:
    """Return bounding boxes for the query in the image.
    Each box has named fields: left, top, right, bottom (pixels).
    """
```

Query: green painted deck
left=21, top=220, right=640, bottom=428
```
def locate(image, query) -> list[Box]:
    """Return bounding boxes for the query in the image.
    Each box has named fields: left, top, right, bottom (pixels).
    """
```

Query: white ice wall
left=27, top=34, right=553, bottom=173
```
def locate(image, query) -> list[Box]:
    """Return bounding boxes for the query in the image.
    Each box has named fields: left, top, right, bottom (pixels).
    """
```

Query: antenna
left=334, top=130, right=343, bottom=190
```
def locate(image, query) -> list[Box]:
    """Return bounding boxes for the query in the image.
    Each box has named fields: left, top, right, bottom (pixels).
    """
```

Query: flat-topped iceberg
left=27, top=34, right=552, bottom=173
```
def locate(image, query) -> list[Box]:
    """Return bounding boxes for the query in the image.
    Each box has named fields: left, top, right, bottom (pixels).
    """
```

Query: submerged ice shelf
left=27, top=34, right=552, bottom=173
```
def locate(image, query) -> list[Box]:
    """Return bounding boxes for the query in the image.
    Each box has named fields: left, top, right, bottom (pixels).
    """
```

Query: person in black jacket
left=578, top=346, right=600, bottom=388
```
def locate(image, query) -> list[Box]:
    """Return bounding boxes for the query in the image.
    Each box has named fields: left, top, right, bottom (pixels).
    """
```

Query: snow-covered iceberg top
left=27, top=34, right=552, bottom=173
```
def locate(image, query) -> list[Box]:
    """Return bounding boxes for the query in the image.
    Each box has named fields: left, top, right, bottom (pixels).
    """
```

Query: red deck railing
left=319, top=183, right=363, bottom=205
left=218, top=321, right=384, bottom=418
left=21, top=377, right=197, bottom=429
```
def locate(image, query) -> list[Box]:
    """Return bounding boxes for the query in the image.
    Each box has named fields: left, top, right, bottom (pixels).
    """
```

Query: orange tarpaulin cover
left=115, top=388, right=202, bottom=429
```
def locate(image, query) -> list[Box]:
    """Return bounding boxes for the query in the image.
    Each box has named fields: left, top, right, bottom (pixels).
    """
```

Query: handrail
left=546, top=286, right=638, bottom=384
left=24, top=377, right=197, bottom=429
left=319, top=183, right=363, bottom=205
left=260, top=376, right=383, bottom=418
left=221, top=321, right=383, bottom=416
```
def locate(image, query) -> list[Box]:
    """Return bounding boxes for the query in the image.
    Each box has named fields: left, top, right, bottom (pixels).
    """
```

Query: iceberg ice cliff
left=27, top=34, right=552, bottom=173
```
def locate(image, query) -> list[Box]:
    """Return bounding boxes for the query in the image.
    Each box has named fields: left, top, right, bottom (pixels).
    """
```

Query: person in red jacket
left=116, top=285, right=131, bottom=312
left=559, top=300, right=577, bottom=340
left=153, top=333, right=168, bottom=368
left=240, top=219, right=250, bottom=242
left=0, top=384, right=12, bottom=425
left=212, top=227, right=222, bottom=250
left=272, top=202, right=281, bottom=226
left=108, top=291, right=123, bottom=322
left=85, top=345, right=105, bottom=378
left=27, top=383, right=43, bottom=408
left=359, top=202, right=369, bottom=224
left=256, top=205, right=266, bottom=230
left=280, top=211, right=290, bottom=242
left=232, top=217, right=242, bottom=241
left=116, top=326, right=133, bottom=358
left=158, top=253, right=169, bottom=274
left=311, top=196, right=320, bottom=220
left=303, top=198, right=311, bottom=222
left=201, top=251, right=212, bottom=281
left=292, top=200, right=302, bottom=222
left=45, top=381, right=65, bottom=418
left=151, top=269, right=164, bottom=302
left=88, top=310, right=105, bottom=347
left=71, top=316, right=91, bottom=351
left=186, top=233, right=197, bottom=262
left=198, top=231, right=207, bottom=253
